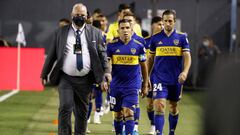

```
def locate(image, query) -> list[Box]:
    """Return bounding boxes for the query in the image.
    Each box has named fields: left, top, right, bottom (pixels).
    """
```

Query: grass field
left=0, top=87, right=204, bottom=135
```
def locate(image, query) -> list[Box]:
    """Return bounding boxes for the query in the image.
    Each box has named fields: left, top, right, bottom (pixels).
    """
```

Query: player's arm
left=140, top=60, right=148, bottom=97
left=178, top=51, right=191, bottom=84
left=147, top=53, right=155, bottom=75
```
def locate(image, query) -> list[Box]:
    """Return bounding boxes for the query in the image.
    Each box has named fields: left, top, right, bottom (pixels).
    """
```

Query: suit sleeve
left=96, top=30, right=110, bottom=73
left=40, top=30, right=58, bottom=79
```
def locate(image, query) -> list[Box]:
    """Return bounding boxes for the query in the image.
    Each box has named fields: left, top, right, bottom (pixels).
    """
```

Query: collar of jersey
left=162, top=29, right=176, bottom=37
left=119, top=38, right=133, bottom=45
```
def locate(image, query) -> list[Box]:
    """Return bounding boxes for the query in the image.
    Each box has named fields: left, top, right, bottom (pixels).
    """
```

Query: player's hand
left=141, top=85, right=148, bottom=98
left=101, top=81, right=109, bottom=92
left=41, top=78, right=47, bottom=86
left=104, top=73, right=112, bottom=84
left=148, top=79, right=152, bottom=91
left=178, top=72, right=187, bottom=84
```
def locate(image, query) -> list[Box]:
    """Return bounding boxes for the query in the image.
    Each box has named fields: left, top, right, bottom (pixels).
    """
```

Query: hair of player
left=118, top=19, right=131, bottom=26
left=151, top=16, right=162, bottom=25
left=162, top=9, right=177, bottom=21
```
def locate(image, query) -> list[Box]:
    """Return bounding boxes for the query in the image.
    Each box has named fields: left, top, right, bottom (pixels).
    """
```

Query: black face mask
left=72, top=16, right=85, bottom=27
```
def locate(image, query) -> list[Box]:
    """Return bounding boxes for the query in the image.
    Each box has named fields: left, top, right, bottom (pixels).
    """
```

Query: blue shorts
left=151, top=82, right=182, bottom=102
left=109, top=88, right=139, bottom=112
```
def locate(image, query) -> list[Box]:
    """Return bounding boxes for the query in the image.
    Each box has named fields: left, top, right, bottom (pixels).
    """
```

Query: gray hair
left=72, top=3, right=87, bottom=13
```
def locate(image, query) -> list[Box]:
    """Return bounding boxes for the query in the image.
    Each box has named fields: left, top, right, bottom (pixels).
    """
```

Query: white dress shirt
left=62, top=23, right=91, bottom=76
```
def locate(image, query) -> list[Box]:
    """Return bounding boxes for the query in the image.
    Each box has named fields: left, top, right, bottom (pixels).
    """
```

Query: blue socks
left=155, top=113, right=165, bottom=135
left=94, top=86, right=102, bottom=112
left=87, top=101, right=92, bottom=119
left=169, top=113, right=179, bottom=135
left=114, top=118, right=123, bottom=135
left=147, top=110, right=155, bottom=125
left=134, top=107, right=140, bottom=126
left=125, top=119, right=135, bottom=135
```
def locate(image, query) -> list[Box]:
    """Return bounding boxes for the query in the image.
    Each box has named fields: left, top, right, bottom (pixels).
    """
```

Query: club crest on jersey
left=131, top=48, right=136, bottom=54
left=173, top=39, right=179, bottom=45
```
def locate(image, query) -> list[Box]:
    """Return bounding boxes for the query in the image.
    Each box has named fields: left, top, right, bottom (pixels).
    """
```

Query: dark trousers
left=58, top=72, right=94, bottom=135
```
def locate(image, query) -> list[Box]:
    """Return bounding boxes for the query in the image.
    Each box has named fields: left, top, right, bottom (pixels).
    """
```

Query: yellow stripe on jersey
left=112, top=55, right=139, bottom=65
left=146, top=49, right=150, bottom=58
left=156, top=46, right=182, bottom=56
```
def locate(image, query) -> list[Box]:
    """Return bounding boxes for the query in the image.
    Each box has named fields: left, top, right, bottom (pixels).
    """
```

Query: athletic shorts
left=109, top=88, right=139, bottom=112
left=151, top=82, right=182, bottom=102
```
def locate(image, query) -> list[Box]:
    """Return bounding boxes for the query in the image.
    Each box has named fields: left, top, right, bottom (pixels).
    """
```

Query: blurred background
left=0, top=0, right=239, bottom=88
left=0, top=0, right=239, bottom=135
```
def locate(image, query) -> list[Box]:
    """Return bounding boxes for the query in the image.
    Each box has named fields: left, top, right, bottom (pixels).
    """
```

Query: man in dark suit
left=41, top=3, right=111, bottom=135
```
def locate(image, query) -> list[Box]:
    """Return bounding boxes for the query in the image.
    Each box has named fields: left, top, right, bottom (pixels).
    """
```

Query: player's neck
left=164, top=29, right=174, bottom=36
left=120, top=37, right=131, bottom=45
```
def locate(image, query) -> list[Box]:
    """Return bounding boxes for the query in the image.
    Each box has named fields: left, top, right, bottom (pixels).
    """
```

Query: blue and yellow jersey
left=144, top=35, right=152, bottom=58
left=132, top=32, right=145, bottom=46
left=106, top=21, right=142, bottom=42
left=150, top=29, right=190, bottom=85
left=107, top=38, right=146, bottom=89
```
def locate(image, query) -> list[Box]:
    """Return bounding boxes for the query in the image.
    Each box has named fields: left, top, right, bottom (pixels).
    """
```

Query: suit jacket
left=41, top=24, right=110, bottom=85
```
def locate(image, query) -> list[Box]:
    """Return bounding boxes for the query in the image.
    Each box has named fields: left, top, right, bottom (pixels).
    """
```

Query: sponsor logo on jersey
left=156, top=46, right=182, bottom=56
left=112, top=55, right=139, bottom=65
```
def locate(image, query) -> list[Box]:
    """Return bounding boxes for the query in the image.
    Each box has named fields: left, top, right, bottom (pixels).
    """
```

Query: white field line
left=0, top=90, right=19, bottom=102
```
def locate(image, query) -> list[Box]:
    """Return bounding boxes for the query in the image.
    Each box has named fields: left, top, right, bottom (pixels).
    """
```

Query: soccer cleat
left=99, top=107, right=104, bottom=116
left=87, top=117, right=91, bottom=123
left=111, top=123, right=115, bottom=132
left=93, top=112, right=101, bottom=124
left=147, top=125, right=155, bottom=135
left=133, top=130, right=139, bottom=135
left=86, top=127, right=91, bottom=134
left=122, top=125, right=125, bottom=135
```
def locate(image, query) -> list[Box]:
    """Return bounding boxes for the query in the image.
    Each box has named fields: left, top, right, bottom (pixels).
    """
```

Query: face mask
left=203, top=41, right=209, bottom=47
left=73, top=16, right=85, bottom=27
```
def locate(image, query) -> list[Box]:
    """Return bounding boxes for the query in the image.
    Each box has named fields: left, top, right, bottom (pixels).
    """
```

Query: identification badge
left=74, top=44, right=82, bottom=54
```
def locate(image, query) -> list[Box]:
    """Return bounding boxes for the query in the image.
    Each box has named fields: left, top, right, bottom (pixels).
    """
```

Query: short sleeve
left=149, top=36, right=156, bottom=54
left=139, top=44, right=147, bottom=62
left=181, top=34, right=190, bottom=52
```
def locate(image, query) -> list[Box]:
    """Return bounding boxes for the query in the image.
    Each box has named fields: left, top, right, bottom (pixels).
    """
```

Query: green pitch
left=0, top=88, right=203, bottom=135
